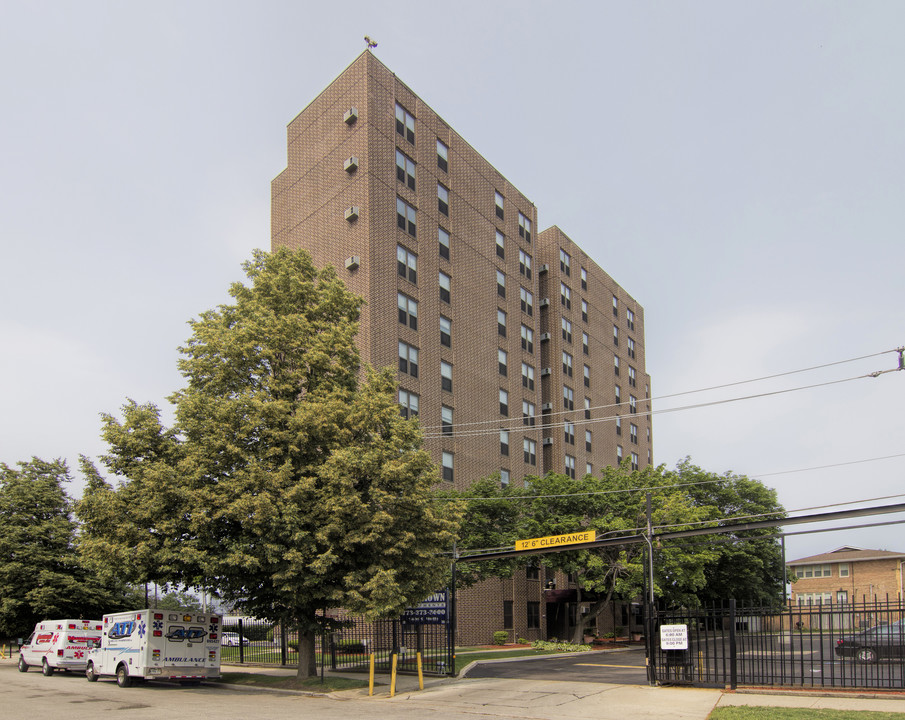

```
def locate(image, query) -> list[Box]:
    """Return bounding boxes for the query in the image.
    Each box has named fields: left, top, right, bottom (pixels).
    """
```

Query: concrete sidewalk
left=221, top=662, right=905, bottom=719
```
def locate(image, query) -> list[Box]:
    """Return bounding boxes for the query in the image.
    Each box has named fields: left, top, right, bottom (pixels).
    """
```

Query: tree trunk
left=295, top=626, right=318, bottom=678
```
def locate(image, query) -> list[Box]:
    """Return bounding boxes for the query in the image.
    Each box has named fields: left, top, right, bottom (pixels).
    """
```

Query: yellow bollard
left=368, top=652, right=375, bottom=696
left=390, top=653, right=397, bottom=697
left=417, top=651, right=423, bottom=690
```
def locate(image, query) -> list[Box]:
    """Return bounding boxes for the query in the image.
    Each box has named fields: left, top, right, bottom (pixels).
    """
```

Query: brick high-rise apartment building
left=272, top=51, right=652, bottom=643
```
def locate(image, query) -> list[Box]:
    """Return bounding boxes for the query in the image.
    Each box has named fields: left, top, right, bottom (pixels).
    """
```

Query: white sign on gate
left=659, top=624, right=688, bottom=650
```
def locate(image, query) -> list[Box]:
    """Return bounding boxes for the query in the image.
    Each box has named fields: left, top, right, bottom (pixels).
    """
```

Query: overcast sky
left=2, top=1, right=903, bottom=562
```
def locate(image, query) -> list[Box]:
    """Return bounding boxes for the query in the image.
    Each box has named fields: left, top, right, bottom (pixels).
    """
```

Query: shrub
left=531, top=640, right=591, bottom=653
left=334, top=639, right=367, bottom=653
left=517, top=637, right=528, bottom=644
left=492, top=631, right=509, bottom=645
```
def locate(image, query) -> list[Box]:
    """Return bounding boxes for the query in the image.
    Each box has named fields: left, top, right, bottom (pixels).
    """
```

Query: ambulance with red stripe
left=18, top=619, right=103, bottom=675
left=85, top=609, right=221, bottom=687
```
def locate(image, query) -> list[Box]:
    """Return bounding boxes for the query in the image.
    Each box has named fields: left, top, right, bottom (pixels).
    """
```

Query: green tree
left=79, top=248, right=458, bottom=677
left=677, top=459, right=786, bottom=605
left=0, top=458, right=133, bottom=637
left=156, top=591, right=204, bottom=613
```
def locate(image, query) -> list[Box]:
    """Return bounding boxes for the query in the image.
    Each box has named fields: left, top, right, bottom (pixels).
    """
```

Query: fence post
left=728, top=599, right=737, bottom=691
left=280, top=623, right=287, bottom=666
left=238, top=618, right=244, bottom=664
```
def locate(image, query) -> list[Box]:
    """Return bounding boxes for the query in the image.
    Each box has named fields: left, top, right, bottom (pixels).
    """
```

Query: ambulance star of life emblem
left=137, top=621, right=146, bottom=638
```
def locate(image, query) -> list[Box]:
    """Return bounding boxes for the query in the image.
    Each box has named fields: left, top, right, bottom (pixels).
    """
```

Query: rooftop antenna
left=364, top=35, right=378, bottom=50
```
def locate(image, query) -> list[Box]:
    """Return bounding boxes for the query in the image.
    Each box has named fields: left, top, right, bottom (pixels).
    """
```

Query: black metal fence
left=220, top=610, right=454, bottom=676
left=650, top=598, right=905, bottom=690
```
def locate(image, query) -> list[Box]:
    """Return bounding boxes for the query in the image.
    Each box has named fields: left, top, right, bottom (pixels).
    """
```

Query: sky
left=2, top=0, right=903, bottom=563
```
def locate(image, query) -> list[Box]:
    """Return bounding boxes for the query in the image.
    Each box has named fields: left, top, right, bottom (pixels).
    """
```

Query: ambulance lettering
left=108, top=621, right=137, bottom=639
left=166, top=626, right=207, bottom=643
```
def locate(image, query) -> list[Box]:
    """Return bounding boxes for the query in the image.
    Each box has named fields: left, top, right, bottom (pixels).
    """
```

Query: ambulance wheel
left=86, top=662, right=99, bottom=682
left=42, top=658, right=54, bottom=676
left=18, top=656, right=28, bottom=673
left=116, top=664, right=132, bottom=688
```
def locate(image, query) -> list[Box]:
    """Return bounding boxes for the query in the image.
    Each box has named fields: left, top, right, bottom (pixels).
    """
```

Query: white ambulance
left=85, top=609, right=222, bottom=687
left=18, top=619, right=103, bottom=675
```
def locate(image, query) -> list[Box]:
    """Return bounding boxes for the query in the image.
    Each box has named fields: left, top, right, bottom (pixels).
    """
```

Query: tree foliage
left=0, top=458, right=135, bottom=637
left=451, top=460, right=786, bottom=642
left=77, top=248, right=458, bottom=676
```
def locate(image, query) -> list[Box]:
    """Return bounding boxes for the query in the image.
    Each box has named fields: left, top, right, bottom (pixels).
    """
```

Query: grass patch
left=710, top=708, right=905, bottom=720
left=218, top=672, right=368, bottom=692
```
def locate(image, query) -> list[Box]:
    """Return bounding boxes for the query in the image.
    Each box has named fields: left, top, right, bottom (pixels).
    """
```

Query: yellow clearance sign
left=515, top=530, right=596, bottom=551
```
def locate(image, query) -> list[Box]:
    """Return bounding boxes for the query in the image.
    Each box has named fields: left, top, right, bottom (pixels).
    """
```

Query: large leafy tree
left=0, top=458, right=135, bottom=637
left=78, top=248, right=458, bottom=677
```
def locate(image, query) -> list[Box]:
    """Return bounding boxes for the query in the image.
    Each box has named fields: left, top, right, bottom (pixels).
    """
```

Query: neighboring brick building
left=788, top=546, right=905, bottom=605
left=271, top=50, right=652, bottom=644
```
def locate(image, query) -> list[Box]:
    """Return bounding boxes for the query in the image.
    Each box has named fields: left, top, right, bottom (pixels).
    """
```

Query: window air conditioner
left=345, top=256, right=360, bottom=271
left=539, top=298, right=550, bottom=308
left=539, top=333, right=551, bottom=342
left=344, top=206, right=360, bottom=222
left=540, top=368, right=552, bottom=377
left=344, top=107, right=358, bottom=124
left=541, top=403, right=553, bottom=412
left=344, top=156, right=359, bottom=172
left=538, top=264, right=549, bottom=273
left=542, top=437, right=553, bottom=446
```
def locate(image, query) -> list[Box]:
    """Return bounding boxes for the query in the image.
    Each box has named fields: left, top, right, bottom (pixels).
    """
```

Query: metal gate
left=650, top=598, right=905, bottom=690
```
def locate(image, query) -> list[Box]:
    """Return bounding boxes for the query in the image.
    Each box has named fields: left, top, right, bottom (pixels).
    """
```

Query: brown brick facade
left=271, top=51, right=653, bottom=645
left=789, top=547, right=905, bottom=604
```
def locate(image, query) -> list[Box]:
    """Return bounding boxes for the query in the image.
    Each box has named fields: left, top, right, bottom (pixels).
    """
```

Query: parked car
left=220, top=632, right=249, bottom=646
left=835, top=619, right=905, bottom=663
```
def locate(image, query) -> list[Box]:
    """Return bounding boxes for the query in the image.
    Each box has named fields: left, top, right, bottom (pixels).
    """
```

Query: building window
left=398, top=341, right=419, bottom=378
left=560, top=248, right=571, bottom=276
left=583, top=364, right=590, bottom=388
left=397, top=292, right=418, bottom=330
left=839, top=563, right=850, bottom=578
left=799, top=564, right=833, bottom=579
left=437, top=139, right=448, bottom=172
left=613, top=324, right=619, bottom=346
left=442, top=405, right=454, bottom=436
left=499, top=388, right=509, bottom=416
left=560, top=282, right=571, bottom=310
left=439, top=271, right=451, bottom=304
left=498, top=309, right=507, bottom=337
left=617, top=445, right=623, bottom=463
left=498, top=348, right=508, bottom=376
left=395, top=103, right=415, bottom=143
left=518, top=212, right=532, bottom=243
left=526, top=601, right=540, bottom=628
left=442, top=451, right=454, bottom=482
left=630, top=423, right=638, bottom=444
left=615, top=385, right=621, bottom=404
left=495, top=191, right=505, bottom=220
left=564, top=422, right=575, bottom=445
left=628, top=366, right=637, bottom=387
left=520, top=286, right=534, bottom=316
left=500, top=429, right=510, bottom=456
left=585, top=429, right=592, bottom=452
left=500, top=469, right=510, bottom=486
left=438, top=183, right=449, bottom=215
left=563, top=385, right=574, bottom=410
left=581, top=266, right=588, bottom=291
left=440, top=315, right=452, bottom=348
left=395, top=149, right=416, bottom=190
left=562, top=317, right=572, bottom=343
left=396, top=197, right=417, bottom=237
left=496, top=269, right=506, bottom=298
left=796, top=592, right=834, bottom=605
left=495, top=230, right=505, bottom=259
left=629, top=395, right=637, bottom=413
left=627, top=337, right=636, bottom=359
left=438, top=227, right=450, bottom=260
left=503, top=600, right=513, bottom=629
left=521, top=362, right=535, bottom=390
left=523, top=438, right=537, bottom=465
left=615, top=416, right=622, bottom=435
left=581, top=299, right=588, bottom=323
left=521, top=324, right=534, bottom=353
left=614, top=355, right=620, bottom=376
left=397, top=244, right=417, bottom=283
left=522, top=400, right=536, bottom=427
left=627, top=308, right=635, bottom=331
left=565, top=454, right=576, bottom=478
left=526, top=562, right=540, bottom=580
left=582, top=331, right=589, bottom=355
left=519, top=249, right=532, bottom=279
left=612, top=294, right=618, bottom=317
left=631, top=452, right=639, bottom=470
left=837, top=590, right=848, bottom=604
left=562, top=351, right=573, bottom=377
left=586, top=462, right=593, bottom=476
left=399, top=389, right=419, bottom=419
left=441, top=360, right=453, bottom=393
left=584, top=396, right=591, bottom=420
